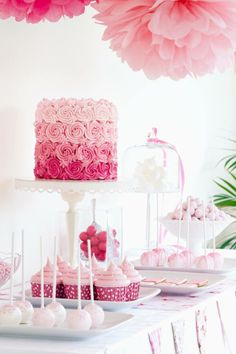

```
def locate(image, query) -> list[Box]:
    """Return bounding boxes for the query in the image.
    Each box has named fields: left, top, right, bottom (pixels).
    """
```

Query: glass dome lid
left=122, top=128, right=184, bottom=193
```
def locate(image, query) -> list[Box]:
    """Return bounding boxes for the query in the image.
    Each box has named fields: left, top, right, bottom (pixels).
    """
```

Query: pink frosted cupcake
left=63, top=263, right=90, bottom=300
left=120, top=257, right=142, bottom=301
left=57, top=255, right=72, bottom=298
left=31, top=258, right=63, bottom=298
left=91, top=254, right=104, bottom=279
left=94, top=262, right=130, bottom=302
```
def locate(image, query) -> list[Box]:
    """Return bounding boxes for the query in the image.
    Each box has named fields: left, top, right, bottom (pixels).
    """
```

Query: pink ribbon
left=148, top=328, right=162, bottom=354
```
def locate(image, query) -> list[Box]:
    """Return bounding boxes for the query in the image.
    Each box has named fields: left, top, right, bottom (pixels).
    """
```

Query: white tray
left=0, top=310, right=133, bottom=340
left=139, top=270, right=226, bottom=295
left=20, top=287, right=161, bottom=311
left=133, top=257, right=236, bottom=275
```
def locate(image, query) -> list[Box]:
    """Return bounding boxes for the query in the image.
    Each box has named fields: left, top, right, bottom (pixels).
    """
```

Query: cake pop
left=0, top=232, right=22, bottom=326
left=46, top=237, right=66, bottom=326
left=168, top=197, right=185, bottom=268
left=32, top=237, right=55, bottom=328
left=152, top=248, right=168, bottom=266
left=194, top=201, right=214, bottom=270
left=207, top=199, right=224, bottom=269
left=140, top=250, right=158, bottom=267
left=14, top=230, right=34, bottom=324
left=180, top=197, right=195, bottom=267
left=84, top=240, right=104, bottom=328
left=67, top=263, right=92, bottom=330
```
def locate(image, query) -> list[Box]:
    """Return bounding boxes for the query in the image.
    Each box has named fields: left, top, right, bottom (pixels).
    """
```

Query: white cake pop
left=84, top=240, right=104, bottom=328
left=14, top=230, right=34, bottom=324
left=152, top=248, right=168, bottom=266
left=46, top=237, right=66, bottom=327
left=67, top=239, right=92, bottom=331
left=32, top=237, right=55, bottom=328
left=0, top=233, right=22, bottom=326
left=194, top=201, right=214, bottom=270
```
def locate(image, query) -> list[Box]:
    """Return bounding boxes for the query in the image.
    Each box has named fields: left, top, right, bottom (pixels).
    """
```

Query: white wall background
left=0, top=8, right=236, bottom=279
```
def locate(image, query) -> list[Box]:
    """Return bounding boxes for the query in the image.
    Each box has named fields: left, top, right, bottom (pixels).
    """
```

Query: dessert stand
left=15, top=179, right=130, bottom=266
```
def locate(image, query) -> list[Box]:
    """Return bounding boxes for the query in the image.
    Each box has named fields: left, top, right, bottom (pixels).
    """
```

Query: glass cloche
left=122, top=128, right=183, bottom=193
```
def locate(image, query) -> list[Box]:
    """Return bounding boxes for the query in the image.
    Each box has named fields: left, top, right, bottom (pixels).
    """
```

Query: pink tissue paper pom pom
left=93, top=0, right=236, bottom=80
left=0, top=0, right=93, bottom=23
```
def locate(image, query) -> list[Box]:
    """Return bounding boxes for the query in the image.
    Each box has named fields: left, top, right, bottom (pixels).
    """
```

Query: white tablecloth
left=1, top=276, right=236, bottom=354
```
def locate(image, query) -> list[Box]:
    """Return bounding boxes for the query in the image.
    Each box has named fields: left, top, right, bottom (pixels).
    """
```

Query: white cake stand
left=15, top=178, right=128, bottom=265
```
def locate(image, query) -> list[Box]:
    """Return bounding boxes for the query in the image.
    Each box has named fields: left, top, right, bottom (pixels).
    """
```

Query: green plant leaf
left=218, top=177, right=236, bottom=194
left=224, top=155, right=236, bottom=170
left=214, top=180, right=236, bottom=197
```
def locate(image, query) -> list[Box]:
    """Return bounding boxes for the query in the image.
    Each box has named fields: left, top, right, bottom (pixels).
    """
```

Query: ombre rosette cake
left=120, top=258, right=142, bottom=301
left=94, top=262, right=130, bottom=302
left=31, top=258, right=64, bottom=298
left=63, top=263, right=91, bottom=300
left=34, top=98, right=118, bottom=180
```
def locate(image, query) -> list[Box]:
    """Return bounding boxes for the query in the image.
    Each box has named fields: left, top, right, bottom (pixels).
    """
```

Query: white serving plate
left=133, top=257, right=236, bottom=275
left=139, top=270, right=226, bottom=295
left=0, top=310, right=133, bottom=340
left=19, top=287, right=161, bottom=311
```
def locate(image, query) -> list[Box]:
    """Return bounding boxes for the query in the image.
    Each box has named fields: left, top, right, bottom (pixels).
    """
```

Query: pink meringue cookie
left=152, top=248, right=168, bottom=266
left=168, top=253, right=186, bottom=268
left=140, top=251, right=158, bottom=267
left=207, top=252, right=224, bottom=270
left=194, top=255, right=214, bottom=270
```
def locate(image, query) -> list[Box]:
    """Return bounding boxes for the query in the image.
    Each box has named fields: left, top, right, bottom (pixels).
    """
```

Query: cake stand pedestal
left=15, top=179, right=128, bottom=266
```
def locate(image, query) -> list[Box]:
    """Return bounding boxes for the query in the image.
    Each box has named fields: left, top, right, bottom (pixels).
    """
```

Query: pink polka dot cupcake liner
left=31, top=282, right=65, bottom=298
left=125, top=282, right=140, bottom=301
left=64, top=284, right=91, bottom=300
left=94, top=286, right=126, bottom=302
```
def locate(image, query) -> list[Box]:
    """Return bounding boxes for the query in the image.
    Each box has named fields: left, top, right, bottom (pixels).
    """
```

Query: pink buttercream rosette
left=0, top=0, right=93, bottom=23
left=93, top=0, right=236, bottom=80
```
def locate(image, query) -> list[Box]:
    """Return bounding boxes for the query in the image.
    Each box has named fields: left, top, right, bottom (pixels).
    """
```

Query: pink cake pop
left=194, top=201, right=214, bottom=270
left=67, top=262, right=92, bottom=330
left=140, top=251, right=158, bottom=267
left=32, top=237, right=55, bottom=328
left=0, top=233, right=22, bottom=325
left=46, top=237, right=66, bottom=326
left=180, top=197, right=195, bottom=267
left=84, top=240, right=104, bottom=328
left=152, top=248, right=168, bottom=266
left=168, top=197, right=186, bottom=268
left=14, top=230, right=34, bottom=324
left=207, top=199, right=224, bottom=270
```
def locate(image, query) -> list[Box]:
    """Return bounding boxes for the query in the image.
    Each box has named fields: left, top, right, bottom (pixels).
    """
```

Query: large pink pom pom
left=93, top=0, right=236, bottom=80
left=0, top=0, right=92, bottom=23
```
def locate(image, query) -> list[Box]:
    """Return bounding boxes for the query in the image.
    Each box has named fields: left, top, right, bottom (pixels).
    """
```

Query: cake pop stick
left=46, top=236, right=66, bottom=326
left=9, top=232, right=15, bottom=306
left=84, top=240, right=104, bottom=327
left=146, top=193, right=151, bottom=250
left=208, top=198, right=224, bottom=269
left=177, top=196, right=183, bottom=254
left=202, top=201, right=207, bottom=257
left=179, top=197, right=195, bottom=267
left=156, top=193, right=159, bottom=248
left=14, top=230, right=34, bottom=324
left=186, top=196, right=191, bottom=249
left=32, top=237, right=55, bottom=327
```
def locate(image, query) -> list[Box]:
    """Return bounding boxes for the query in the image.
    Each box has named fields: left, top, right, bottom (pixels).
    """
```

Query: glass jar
left=122, top=127, right=183, bottom=193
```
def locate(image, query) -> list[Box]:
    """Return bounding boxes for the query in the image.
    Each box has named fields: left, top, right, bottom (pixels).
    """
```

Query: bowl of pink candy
left=161, top=197, right=233, bottom=255
left=79, top=225, right=120, bottom=262
left=0, top=252, right=21, bottom=288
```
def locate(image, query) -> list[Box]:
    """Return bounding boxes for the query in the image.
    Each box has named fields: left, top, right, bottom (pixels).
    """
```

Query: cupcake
left=57, top=256, right=72, bottom=298
left=120, top=257, right=142, bottom=301
left=31, top=258, right=63, bottom=298
left=63, top=263, right=90, bottom=300
left=94, top=261, right=130, bottom=302
left=91, top=254, right=104, bottom=279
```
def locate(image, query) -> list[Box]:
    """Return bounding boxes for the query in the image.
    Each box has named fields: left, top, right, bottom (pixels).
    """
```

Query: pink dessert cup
left=94, top=285, right=126, bottom=302
left=64, top=284, right=91, bottom=300
left=125, top=282, right=140, bottom=301
left=31, top=282, right=64, bottom=298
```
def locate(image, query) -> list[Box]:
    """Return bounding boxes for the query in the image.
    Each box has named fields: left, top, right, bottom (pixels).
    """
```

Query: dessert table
left=1, top=274, right=236, bottom=354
